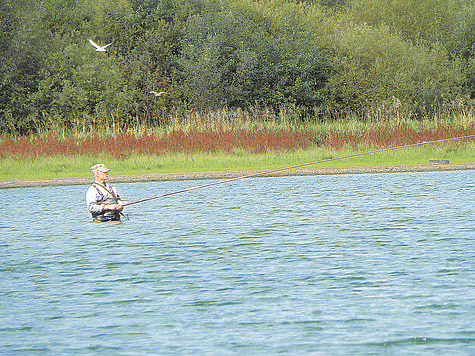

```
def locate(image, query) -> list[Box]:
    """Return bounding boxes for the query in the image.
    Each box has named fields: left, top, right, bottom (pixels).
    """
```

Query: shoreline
left=1, top=163, right=473, bottom=189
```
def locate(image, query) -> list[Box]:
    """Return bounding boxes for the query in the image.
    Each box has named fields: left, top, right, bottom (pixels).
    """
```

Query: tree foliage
left=180, top=4, right=331, bottom=109
left=0, top=0, right=473, bottom=133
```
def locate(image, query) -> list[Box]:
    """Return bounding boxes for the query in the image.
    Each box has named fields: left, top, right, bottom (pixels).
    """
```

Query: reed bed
left=0, top=128, right=311, bottom=159
left=324, top=124, right=475, bottom=149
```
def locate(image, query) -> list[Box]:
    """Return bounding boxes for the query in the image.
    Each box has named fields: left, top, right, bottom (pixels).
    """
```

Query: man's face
left=95, top=171, right=109, bottom=180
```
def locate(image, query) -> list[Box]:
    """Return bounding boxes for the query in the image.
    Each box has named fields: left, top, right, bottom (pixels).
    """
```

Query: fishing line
left=123, top=134, right=474, bottom=207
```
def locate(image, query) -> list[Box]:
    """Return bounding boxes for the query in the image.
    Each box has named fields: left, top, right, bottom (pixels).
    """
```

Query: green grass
left=1, top=142, right=473, bottom=181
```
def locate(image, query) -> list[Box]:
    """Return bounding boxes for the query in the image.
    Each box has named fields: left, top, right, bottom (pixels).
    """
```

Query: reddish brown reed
left=1, top=124, right=472, bottom=158
left=0, top=128, right=311, bottom=158
left=324, top=124, right=475, bottom=150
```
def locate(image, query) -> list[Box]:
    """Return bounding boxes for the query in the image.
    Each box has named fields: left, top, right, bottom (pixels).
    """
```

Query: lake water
left=0, top=171, right=474, bottom=355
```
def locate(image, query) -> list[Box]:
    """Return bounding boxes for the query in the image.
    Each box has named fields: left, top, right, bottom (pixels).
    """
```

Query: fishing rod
left=123, top=134, right=474, bottom=207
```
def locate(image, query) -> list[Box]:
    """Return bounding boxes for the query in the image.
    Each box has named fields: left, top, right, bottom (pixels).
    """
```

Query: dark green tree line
left=0, top=0, right=473, bottom=133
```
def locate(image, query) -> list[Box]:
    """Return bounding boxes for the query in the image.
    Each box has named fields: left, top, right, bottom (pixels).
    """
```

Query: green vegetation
left=1, top=0, right=473, bottom=134
left=1, top=142, right=473, bottom=181
left=1, top=114, right=472, bottom=180
left=1, top=0, right=473, bottom=181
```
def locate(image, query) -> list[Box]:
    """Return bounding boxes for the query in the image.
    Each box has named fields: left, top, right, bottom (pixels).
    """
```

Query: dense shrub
left=323, top=24, right=465, bottom=115
left=180, top=5, right=330, bottom=109
left=346, top=0, right=474, bottom=99
left=0, top=0, right=472, bottom=134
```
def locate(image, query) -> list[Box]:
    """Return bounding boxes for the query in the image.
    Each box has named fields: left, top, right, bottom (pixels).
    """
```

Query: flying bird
left=88, top=39, right=112, bottom=52
left=150, top=91, right=168, bottom=97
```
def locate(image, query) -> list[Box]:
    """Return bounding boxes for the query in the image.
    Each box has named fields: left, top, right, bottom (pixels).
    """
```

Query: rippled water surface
left=1, top=171, right=474, bottom=354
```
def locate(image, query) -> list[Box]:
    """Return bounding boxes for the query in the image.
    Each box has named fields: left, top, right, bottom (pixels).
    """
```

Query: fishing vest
left=90, top=183, right=121, bottom=222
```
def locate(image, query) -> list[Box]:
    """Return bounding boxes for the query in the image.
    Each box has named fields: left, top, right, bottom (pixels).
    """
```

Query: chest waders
left=91, top=183, right=121, bottom=222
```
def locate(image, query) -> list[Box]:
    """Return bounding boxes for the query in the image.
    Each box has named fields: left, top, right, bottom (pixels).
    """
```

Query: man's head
left=91, top=164, right=110, bottom=182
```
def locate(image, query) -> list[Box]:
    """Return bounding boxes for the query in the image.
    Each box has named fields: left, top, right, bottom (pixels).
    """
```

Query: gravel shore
left=1, top=162, right=473, bottom=189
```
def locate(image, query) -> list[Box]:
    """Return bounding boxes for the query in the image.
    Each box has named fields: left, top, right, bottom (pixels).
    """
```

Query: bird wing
left=102, top=43, right=112, bottom=49
left=88, top=39, right=101, bottom=49
left=150, top=91, right=158, bottom=95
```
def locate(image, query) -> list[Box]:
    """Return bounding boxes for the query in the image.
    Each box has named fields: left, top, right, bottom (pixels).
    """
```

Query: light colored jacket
left=86, top=182, right=121, bottom=215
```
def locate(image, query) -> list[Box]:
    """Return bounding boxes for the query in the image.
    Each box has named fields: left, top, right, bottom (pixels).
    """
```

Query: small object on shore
left=429, top=159, right=450, bottom=164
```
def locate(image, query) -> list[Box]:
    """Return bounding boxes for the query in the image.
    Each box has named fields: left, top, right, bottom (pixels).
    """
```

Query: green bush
left=179, top=0, right=331, bottom=110
left=346, top=0, right=474, bottom=99
left=322, top=22, right=465, bottom=115
left=0, top=0, right=472, bottom=133
left=347, top=0, right=461, bottom=46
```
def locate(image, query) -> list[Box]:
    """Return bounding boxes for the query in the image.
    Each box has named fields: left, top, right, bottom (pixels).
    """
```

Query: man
left=86, top=164, right=124, bottom=222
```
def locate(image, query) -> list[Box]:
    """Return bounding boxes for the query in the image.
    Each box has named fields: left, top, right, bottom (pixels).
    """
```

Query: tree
left=179, top=3, right=331, bottom=110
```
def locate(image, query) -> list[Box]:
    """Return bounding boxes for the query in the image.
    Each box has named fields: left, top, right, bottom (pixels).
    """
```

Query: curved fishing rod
left=123, top=134, right=474, bottom=207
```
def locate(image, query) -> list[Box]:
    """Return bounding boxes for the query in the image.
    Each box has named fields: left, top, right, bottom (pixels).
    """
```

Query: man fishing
left=86, top=164, right=124, bottom=222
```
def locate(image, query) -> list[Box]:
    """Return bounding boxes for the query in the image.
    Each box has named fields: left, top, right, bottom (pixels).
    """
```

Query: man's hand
left=104, top=203, right=124, bottom=211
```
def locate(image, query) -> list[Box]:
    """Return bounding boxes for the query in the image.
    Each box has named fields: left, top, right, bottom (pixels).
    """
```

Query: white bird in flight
left=150, top=91, right=168, bottom=97
left=88, top=39, right=112, bottom=52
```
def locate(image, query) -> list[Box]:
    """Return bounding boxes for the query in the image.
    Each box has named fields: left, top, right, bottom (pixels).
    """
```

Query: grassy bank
left=1, top=142, right=473, bottom=181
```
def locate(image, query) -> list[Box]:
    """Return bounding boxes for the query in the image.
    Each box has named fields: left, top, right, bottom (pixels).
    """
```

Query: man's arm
left=86, top=187, right=104, bottom=214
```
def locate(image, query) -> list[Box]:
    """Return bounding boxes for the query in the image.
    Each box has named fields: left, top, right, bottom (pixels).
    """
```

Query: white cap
left=90, top=163, right=110, bottom=174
